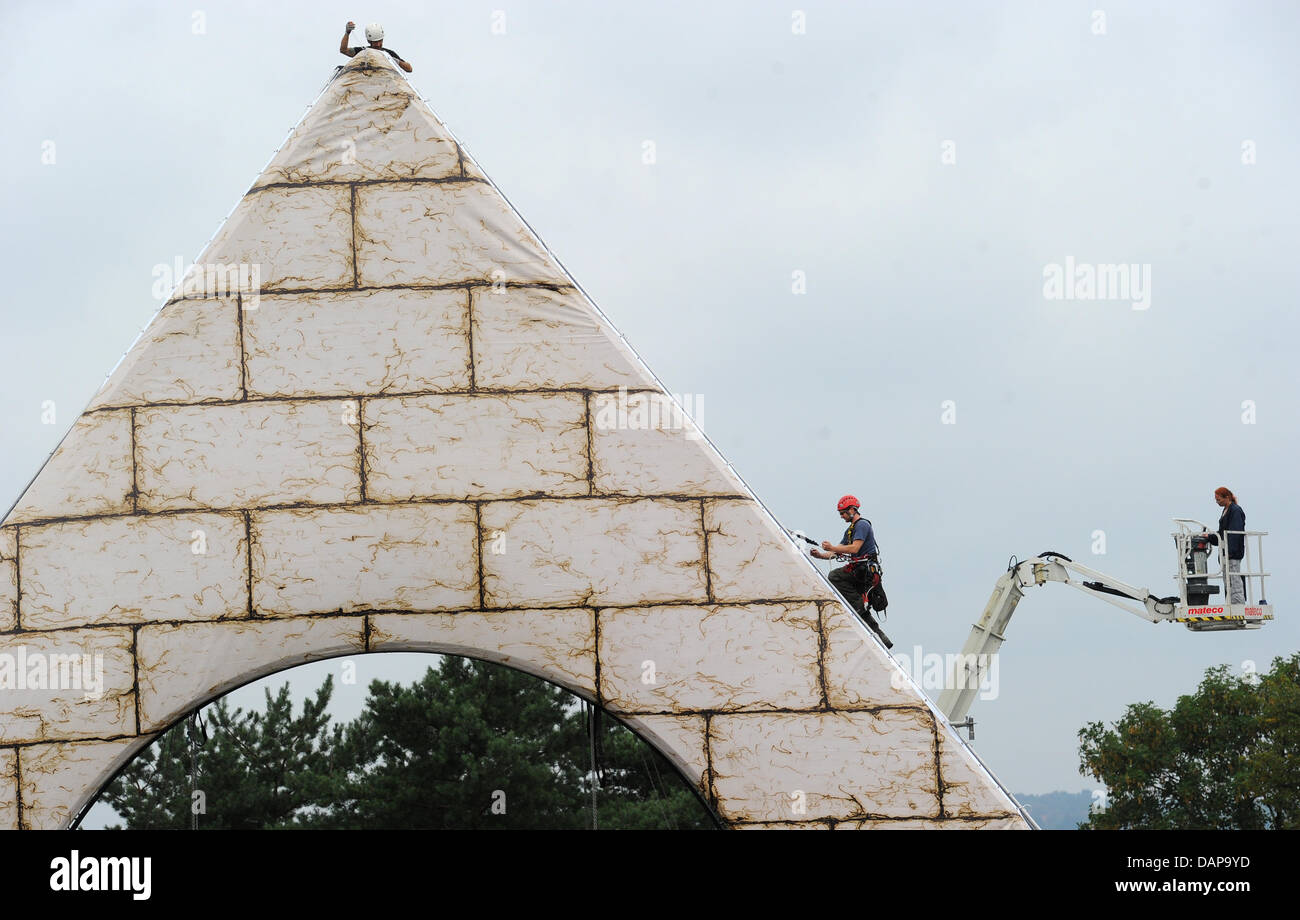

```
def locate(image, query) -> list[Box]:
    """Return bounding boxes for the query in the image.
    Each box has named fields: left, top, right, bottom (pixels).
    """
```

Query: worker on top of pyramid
left=340, top=21, right=414, bottom=73
left=810, top=495, right=892, bottom=648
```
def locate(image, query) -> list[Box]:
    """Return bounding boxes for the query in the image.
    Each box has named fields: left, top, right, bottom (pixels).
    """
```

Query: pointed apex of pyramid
left=254, top=48, right=468, bottom=190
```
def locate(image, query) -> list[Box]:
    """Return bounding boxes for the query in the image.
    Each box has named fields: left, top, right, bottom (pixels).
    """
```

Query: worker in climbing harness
left=810, top=495, right=892, bottom=649
left=339, top=21, right=414, bottom=72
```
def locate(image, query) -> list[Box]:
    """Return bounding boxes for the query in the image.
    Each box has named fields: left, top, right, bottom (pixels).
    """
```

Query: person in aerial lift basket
left=1204, top=486, right=1247, bottom=604
left=810, top=495, right=892, bottom=648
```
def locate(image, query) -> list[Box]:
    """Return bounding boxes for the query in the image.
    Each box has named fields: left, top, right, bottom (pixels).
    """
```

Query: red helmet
left=836, top=495, right=860, bottom=512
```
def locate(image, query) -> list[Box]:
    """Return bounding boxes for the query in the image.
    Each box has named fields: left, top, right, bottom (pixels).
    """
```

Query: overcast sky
left=4, top=1, right=1297, bottom=826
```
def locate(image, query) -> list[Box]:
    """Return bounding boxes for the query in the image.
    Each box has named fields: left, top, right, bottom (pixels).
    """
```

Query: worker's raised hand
left=820, top=540, right=833, bottom=552
left=346, top=21, right=355, bottom=32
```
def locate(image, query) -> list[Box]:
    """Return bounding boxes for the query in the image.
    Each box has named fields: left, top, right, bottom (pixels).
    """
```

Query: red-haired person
left=1205, top=487, right=1247, bottom=604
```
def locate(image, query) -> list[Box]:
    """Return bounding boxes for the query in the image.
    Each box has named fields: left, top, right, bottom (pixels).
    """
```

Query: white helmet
left=365, top=23, right=384, bottom=42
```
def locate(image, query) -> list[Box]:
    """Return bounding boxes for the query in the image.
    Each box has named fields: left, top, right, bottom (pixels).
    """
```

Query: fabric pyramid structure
left=0, top=50, right=1029, bottom=829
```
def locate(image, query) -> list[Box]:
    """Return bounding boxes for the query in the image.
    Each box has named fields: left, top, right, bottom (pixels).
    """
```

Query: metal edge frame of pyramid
left=0, top=50, right=1030, bottom=830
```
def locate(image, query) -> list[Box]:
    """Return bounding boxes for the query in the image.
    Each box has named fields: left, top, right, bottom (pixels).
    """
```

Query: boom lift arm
left=938, top=521, right=1274, bottom=725
left=936, top=552, right=1177, bottom=724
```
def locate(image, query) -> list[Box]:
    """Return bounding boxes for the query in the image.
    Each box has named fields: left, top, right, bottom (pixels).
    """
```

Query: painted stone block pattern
left=5, top=410, right=134, bottom=526
left=620, top=713, right=710, bottom=796
left=369, top=608, right=595, bottom=696
left=252, top=504, right=478, bottom=616
left=252, top=53, right=462, bottom=187
left=243, top=288, right=471, bottom=398
left=0, top=748, right=15, bottom=830
left=480, top=499, right=706, bottom=608
left=135, top=617, right=366, bottom=733
left=364, top=394, right=588, bottom=501
left=591, top=392, right=746, bottom=497
left=1, top=528, right=16, bottom=632
left=135, top=400, right=362, bottom=511
left=838, top=817, right=1026, bottom=830
left=705, top=500, right=832, bottom=602
left=709, top=709, right=941, bottom=823
left=89, top=297, right=242, bottom=409
left=471, top=287, right=656, bottom=390
left=821, top=605, right=920, bottom=708
left=355, top=182, right=567, bottom=287
left=19, top=513, right=247, bottom=630
left=598, top=603, right=822, bottom=714
left=734, top=821, right=831, bottom=830
left=0, top=627, right=135, bottom=744
left=461, top=152, right=488, bottom=181
left=936, top=726, right=1017, bottom=818
left=19, top=738, right=143, bottom=831
left=195, top=185, right=353, bottom=291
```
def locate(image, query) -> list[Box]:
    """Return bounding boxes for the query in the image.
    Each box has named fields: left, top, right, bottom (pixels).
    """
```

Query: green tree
left=99, top=717, right=194, bottom=829
left=1078, top=653, right=1300, bottom=829
left=330, top=657, right=714, bottom=828
left=99, top=657, right=716, bottom=829
left=103, top=677, right=343, bottom=829
left=1239, top=654, right=1300, bottom=827
left=329, top=657, right=589, bottom=828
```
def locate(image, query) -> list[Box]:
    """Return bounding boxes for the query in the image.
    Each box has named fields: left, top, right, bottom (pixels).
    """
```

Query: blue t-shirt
left=844, top=518, right=878, bottom=559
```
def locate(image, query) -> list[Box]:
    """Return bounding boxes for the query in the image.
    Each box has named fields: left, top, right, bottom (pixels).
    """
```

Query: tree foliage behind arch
left=100, top=657, right=715, bottom=830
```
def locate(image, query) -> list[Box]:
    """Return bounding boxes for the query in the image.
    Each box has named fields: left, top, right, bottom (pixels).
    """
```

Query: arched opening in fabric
left=74, top=650, right=721, bottom=830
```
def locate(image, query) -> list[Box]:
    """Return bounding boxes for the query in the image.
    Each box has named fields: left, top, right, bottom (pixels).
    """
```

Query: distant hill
left=1013, top=790, right=1094, bottom=830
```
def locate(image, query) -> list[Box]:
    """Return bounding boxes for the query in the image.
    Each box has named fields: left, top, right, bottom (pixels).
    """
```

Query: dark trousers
left=829, top=565, right=889, bottom=645
left=829, top=566, right=866, bottom=615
